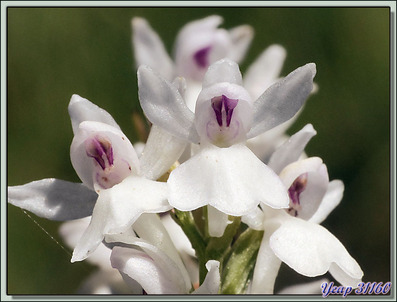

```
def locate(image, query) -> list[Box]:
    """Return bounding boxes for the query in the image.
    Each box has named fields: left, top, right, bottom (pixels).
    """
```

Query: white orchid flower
left=243, top=124, right=363, bottom=293
left=132, top=15, right=253, bottom=83
left=108, top=235, right=220, bottom=294
left=8, top=94, right=172, bottom=262
left=137, top=58, right=316, bottom=231
left=132, top=15, right=253, bottom=112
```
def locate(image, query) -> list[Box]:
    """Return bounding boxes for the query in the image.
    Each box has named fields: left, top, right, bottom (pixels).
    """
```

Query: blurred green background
left=7, top=7, right=391, bottom=294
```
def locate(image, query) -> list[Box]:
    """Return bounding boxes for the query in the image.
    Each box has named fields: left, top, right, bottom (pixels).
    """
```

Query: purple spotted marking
left=85, top=136, right=114, bottom=170
left=193, top=46, right=212, bottom=68
left=288, top=173, right=308, bottom=206
left=211, top=95, right=239, bottom=127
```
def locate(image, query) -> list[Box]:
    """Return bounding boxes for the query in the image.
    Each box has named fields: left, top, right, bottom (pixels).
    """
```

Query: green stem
left=199, top=216, right=241, bottom=285
left=221, top=228, right=264, bottom=294
left=170, top=209, right=207, bottom=259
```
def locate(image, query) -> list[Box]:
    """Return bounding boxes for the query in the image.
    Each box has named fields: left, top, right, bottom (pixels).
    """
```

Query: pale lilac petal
left=70, top=121, right=140, bottom=190
left=192, top=260, right=220, bottom=294
left=139, top=125, right=187, bottom=181
left=269, top=218, right=363, bottom=287
left=247, top=63, right=316, bottom=139
left=131, top=17, right=175, bottom=81
left=244, top=45, right=287, bottom=100
left=8, top=178, right=97, bottom=221
left=137, top=65, right=199, bottom=143
left=68, top=94, right=120, bottom=135
left=268, top=123, right=317, bottom=174
left=168, top=144, right=289, bottom=216
left=309, top=180, right=344, bottom=224
left=71, top=176, right=170, bottom=262
left=202, top=58, right=243, bottom=88
left=110, top=246, right=188, bottom=294
left=227, top=25, right=254, bottom=63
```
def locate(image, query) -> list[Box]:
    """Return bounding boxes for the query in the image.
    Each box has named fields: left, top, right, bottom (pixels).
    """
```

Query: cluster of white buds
left=8, top=15, right=363, bottom=295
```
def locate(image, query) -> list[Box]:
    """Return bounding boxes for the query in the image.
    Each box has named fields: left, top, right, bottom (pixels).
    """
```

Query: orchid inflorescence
left=8, top=15, right=363, bottom=295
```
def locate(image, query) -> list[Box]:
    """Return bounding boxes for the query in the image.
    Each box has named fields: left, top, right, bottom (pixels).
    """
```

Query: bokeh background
left=7, top=6, right=391, bottom=294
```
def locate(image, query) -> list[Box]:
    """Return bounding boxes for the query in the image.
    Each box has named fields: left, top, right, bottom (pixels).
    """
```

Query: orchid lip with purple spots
left=85, top=136, right=114, bottom=170
left=211, top=95, right=239, bottom=127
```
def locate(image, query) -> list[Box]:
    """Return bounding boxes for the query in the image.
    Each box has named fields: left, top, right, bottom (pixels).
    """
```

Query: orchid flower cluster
left=8, top=15, right=363, bottom=295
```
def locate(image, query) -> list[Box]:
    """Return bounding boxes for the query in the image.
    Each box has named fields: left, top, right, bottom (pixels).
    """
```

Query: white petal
left=295, top=169, right=329, bottom=220
left=68, top=94, right=120, bottom=135
left=139, top=125, right=187, bottom=181
left=98, top=176, right=170, bottom=232
left=70, top=121, right=140, bottom=190
left=309, top=180, right=344, bottom=224
left=192, top=260, right=221, bottom=294
left=132, top=213, right=192, bottom=291
left=247, top=63, right=316, bottom=139
left=115, top=238, right=190, bottom=292
left=227, top=25, right=254, bottom=63
left=137, top=65, right=199, bottom=143
left=71, top=176, right=170, bottom=262
left=279, top=157, right=324, bottom=188
left=59, top=217, right=113, bottom=269
left=244, top=45, right=287, bottom=100
left=241, top=206, right=265, bottom=231
left=207, top=206, right=230, bottom=237
left=250, top=221, right=282, bottom=294
left=131, top=17, right=175, bottom=81
left=71, top=197, right=107, bottom=262
left=184, top=80, right=203, bottom=112
left=268, top=123, right=317, bottom=174
left=8, top=178, right=97, bottom=221
left=161, top=213, right=199, bottom=284
left=269, top=218, right=363, bottom=286
left=110, top=245, right=188, bottom=294
left=168, top=144, right=289, bottom=216
left=160, top=213, right=195, bottom=257
left=202, top=58, right=243, bottom=88
left=329, top=263, right=362, bottom=288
